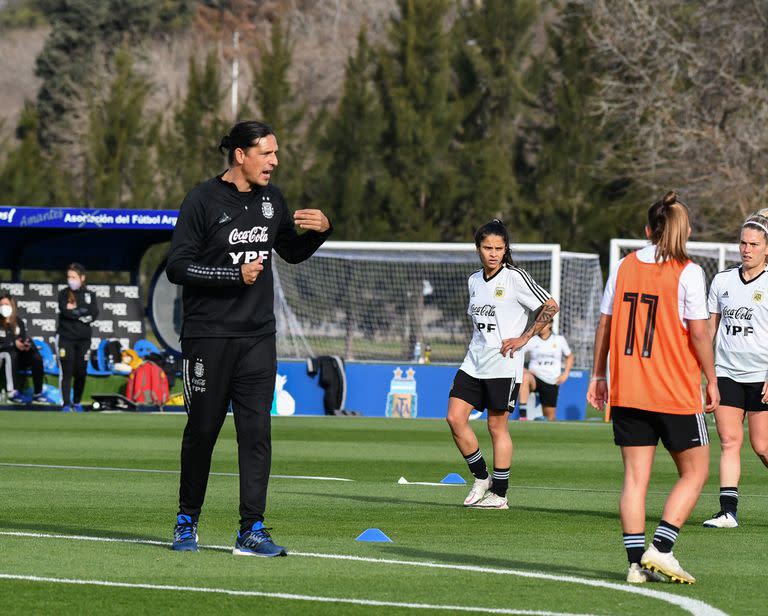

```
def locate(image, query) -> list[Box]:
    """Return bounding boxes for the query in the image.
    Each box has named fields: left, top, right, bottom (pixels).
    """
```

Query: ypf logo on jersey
left=753, top=289, right=764, bottom=304
left=261, top=198, right=274, bottom=219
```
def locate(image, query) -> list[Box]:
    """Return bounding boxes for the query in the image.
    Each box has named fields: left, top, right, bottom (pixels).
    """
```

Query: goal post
left=273, top=242, right=603, bottom=369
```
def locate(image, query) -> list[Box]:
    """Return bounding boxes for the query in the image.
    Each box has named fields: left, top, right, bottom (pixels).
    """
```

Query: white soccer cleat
left=626, top=562, right=667, bottom=584
left=469, top=491, right=509, bottom=510
left=640, top=545, right=695, bottom=584
left=702, top=511, right=738, bottom=528
left=463, top=476, right=492, bottom=506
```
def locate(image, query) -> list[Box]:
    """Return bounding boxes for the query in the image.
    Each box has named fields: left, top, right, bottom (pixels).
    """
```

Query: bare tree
left=585, top=0, right=768, bottom=237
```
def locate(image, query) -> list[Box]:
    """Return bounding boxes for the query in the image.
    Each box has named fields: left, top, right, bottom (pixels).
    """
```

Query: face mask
left=0, top=305, right=12, bottom=318
left=68, top=279, right=81, bottom=291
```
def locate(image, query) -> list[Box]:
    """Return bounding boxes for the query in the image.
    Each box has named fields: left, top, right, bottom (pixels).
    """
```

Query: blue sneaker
left=172, top=514, right=199, bottom=552
left=9, top=390, right=27, bottom=404
left=61, top=404, right=75, bottom=413
left=73, top=404, right=85, bottom=413
left=233, top=521, right=287, bottom=557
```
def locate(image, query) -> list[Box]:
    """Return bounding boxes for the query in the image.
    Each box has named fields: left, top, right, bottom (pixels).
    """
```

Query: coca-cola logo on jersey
left=470, top=304, right=496, bottom=317
left=229, top=226, right=269, bottom=245
left=722, top=306, right=754, bottom=320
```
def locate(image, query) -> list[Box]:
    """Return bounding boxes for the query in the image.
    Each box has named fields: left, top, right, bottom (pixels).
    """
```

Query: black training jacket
left=57, top=287, right=99, bottom=341
left=166, top=175, right=332, bottom=339
left=0, top=316, right=29, bottom=352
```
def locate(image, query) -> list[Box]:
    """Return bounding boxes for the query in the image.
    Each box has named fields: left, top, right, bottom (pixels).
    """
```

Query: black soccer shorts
left=533, top=376, right=559, bottom=407
left=450, top=369, right=520, bottom=413
left=612, top=406, right=710, bottom=452
left=718, top=377, right=768, bottom=412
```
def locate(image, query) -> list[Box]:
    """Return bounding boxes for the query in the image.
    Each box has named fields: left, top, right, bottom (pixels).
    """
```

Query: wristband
left=590, top=376, right=607, bottom=382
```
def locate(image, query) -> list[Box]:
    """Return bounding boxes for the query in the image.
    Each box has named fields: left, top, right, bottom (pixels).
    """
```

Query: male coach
left=166, top=120, right=332, bottom=556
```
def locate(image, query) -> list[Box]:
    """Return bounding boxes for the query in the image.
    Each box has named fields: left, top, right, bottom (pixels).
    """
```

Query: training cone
left=356, top=528, right=393, bottom=542
left=440, top=473, right=466, bottom=485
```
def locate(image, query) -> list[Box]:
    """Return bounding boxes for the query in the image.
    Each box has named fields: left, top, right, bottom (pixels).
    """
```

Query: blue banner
left=0, top=206, right=178, bottom=230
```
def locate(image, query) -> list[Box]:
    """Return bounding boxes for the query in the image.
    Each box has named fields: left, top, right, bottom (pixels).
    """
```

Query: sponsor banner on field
left=0, top=282, right=145, bottom=351
left=277, top=361, right=589, bottom=420
left=0, top=206, right=178, bottom=230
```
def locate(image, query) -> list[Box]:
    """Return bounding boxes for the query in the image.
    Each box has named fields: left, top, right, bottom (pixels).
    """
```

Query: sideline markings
left=0, top=573, right=598, bottom=616
left=0, top=462, right=353, bottom=482
left=0, top=530, right=728, bottom=616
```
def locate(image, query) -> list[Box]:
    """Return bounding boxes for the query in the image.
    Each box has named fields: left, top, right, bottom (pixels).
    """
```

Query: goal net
left=273, top=242, right=604, bottom=369
left=610, top=239, right=741, bottom=290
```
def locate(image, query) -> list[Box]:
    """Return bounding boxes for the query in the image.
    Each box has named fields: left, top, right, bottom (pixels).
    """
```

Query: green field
left=0, top=412, right=764, bottom=615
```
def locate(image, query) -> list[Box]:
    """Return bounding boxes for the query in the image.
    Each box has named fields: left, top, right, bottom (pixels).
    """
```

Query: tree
left=84, top=47, right=156, bottom=208
left=308, top=29, right=386, bottom=240
left=157, top=51, right=228, bottom=210
left=451, top=0, right=542, bottom=236
left=518, top=2, right=639, bottom=252
left=246, top=18, right=306, bottom=208
left=34, top=0, right=195, bottom=149
left=0, top=103, right=72, bottom=206
left=585, top=0, right=768, bottom=238
left=375, top=0, right=463, bottom=241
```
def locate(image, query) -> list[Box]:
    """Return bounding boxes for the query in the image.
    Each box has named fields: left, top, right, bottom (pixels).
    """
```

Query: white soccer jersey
left=459, top=265, right=551, bottom=381
left=708, top=265, right=768, bottom=382
left=524, top=334, right=572, bottom=385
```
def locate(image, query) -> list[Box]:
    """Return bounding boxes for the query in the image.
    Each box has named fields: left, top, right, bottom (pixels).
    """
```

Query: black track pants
left=178, top=335, right=276, bottom=527
left=58, top=338, right=89, bottom=405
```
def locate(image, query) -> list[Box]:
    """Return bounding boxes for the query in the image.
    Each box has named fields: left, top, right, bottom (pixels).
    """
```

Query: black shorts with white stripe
left=611, top=406, right=709, bottom=452
left=450, top=369, right=520, bottom=413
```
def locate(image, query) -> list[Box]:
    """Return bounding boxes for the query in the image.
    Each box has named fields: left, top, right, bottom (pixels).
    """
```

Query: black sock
left=464, top=449, right=489, bottom=480
left=491, top=467, right=509, bottom=497
left=719, top=487, right=738, bottom=514
left=623, top=533, right=644, bottom=565
left=518, top=403, right=527, bottom=418
left=652, top=520, right=679, bottom=553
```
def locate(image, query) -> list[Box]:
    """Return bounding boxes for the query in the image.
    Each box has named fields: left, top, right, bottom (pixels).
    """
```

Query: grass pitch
left=0, top=412, right=764, bottom=615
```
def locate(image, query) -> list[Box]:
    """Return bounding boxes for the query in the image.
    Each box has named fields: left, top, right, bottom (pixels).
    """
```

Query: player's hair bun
left=662, top=191, right=678, bottom=207
left=219, top=134, right=233, bottom=151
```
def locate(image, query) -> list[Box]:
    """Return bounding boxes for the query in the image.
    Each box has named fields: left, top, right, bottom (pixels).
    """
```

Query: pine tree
left=157, top=51, right=228, bottom=209
left=246, top=18, right=305, bottom=207
left=451, top=0, right=541, bottom=236
left=520, top=2, right=638, bottom=253
left=375, top=0, right=463, bottom=241
left=0, top=103, right=73, bottom=206
left=84, top=47, right=156, bottom=208
left=34, top=0, right=194, bottom=149
left=308, top=29, right=386, bottom=240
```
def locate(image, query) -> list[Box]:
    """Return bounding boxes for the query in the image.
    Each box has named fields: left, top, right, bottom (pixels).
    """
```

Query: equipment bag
left=125, top=360, right=170, bottom=406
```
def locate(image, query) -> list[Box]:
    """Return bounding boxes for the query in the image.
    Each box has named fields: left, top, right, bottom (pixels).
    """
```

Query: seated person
left=0, top=291, right=45, bottom=404
left=518, top=322, right=573, bottom=421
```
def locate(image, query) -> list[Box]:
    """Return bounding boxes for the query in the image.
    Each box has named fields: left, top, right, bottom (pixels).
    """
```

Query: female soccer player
left=447, top=219, right=558, bottom=509
left=517, top=322, right=573, bottom=420
left=587, top=191, right=718, bottom=584
left=0, top=291, right=44, bottom=403
left=702, top=212, right=768, bottom=528
left=57, top=263, right=99, bottom=413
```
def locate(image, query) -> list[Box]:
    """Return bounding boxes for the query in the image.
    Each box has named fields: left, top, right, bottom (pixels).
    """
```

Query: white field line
left=0, top=573, right=599, bottom=616
left=0, top=462, right=352, bottom=482
left=0, top=531, right=727, bottom=616
left=3, top=463, right=762, bottom=500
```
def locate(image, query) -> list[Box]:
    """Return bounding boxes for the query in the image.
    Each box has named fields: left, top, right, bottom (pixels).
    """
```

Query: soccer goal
left=609, top=239, right=741, bottom=289
left=273, top=242, right=604, bottom=369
